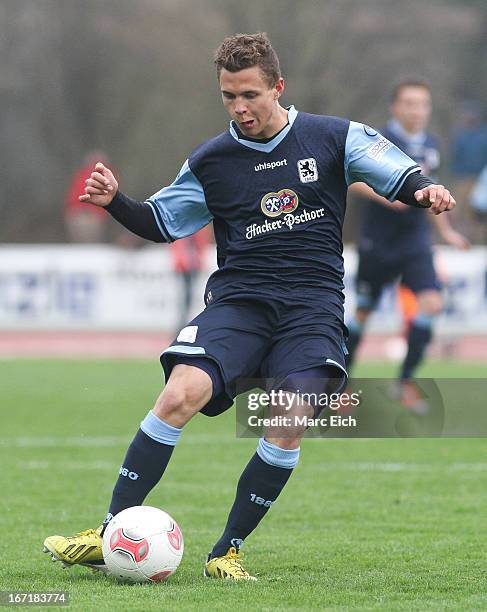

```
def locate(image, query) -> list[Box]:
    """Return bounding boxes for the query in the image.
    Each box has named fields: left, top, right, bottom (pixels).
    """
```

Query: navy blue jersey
left=146, top=107, right=419, bottom=320
left=359, top=120, right=440, bottom=254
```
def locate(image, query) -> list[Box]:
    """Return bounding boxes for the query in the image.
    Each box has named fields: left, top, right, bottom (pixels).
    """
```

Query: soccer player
left=43, top=35, right=456, bottom=580
left=345, top=79, right=468, bottom=410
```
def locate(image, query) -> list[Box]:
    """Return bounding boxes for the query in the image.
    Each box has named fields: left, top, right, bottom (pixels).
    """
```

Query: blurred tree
left=0, top=0, right=484, bottom=242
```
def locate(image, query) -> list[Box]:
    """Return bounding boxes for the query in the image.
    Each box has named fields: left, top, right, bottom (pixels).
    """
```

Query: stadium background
left=1, top=1, right=486, bottom=610
left=1, top=0, right=486, bottom=360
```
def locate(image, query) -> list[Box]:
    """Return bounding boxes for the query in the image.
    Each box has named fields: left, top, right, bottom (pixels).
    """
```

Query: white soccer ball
left=102, top=506, right=184, bottom=583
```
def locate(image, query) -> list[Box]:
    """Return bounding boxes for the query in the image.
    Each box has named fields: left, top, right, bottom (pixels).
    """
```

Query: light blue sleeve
left=345, top=121, right=421, bottom=201
left=145, top=160, right=213, bottom=241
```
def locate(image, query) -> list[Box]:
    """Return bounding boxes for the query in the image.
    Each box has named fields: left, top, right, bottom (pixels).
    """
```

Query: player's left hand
left=414, top=185, right=456, bottom=215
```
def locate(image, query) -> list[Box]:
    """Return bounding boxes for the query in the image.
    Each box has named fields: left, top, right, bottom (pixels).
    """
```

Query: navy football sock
left=345, top=317, right=364, bottom=372
left=400, top=315, right=433, bottom=380
left=102, top=412, right=182, bottom=530
left=210, top=439, right=299, bottom=558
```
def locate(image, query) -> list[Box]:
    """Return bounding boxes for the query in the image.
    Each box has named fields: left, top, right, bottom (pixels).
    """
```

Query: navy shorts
left=160, top=293, right=347, bottom=417
left=355, top=248, right=441, bottom=310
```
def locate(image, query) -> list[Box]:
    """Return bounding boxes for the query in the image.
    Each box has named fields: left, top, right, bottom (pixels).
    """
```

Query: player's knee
left=153, top=386, right=192, bottom=424
left=417, top=290, right=443, bottom=316
left=153, top=371, right=211, bottom=425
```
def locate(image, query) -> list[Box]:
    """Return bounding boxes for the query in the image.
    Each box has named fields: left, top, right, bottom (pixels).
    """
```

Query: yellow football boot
left=43, top=526, right=106, bottom=572
left=204, top=547, right=257, bottom=581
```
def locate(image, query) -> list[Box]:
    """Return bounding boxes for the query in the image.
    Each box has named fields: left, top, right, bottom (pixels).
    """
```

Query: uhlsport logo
left=260, top=189, right=299, bottom=217
left=254, top=158, right=287, bottom=172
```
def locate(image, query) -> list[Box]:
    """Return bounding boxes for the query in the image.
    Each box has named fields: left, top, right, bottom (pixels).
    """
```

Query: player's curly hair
left=214, top=32, right=281, bottom=87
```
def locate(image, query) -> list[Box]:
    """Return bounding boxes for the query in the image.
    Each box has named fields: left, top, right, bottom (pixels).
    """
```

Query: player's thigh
left=262, top=361, right=346, bottom=449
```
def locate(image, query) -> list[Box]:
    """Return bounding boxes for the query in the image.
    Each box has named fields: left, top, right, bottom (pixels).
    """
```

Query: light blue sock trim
left=412, top=313, right=434, bottom=329
left=140, top=411, right=182, bottom=446
left=257, top=438, right=300, bottom=469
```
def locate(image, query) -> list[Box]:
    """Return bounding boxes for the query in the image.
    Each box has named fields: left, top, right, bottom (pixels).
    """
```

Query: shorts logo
left=260, top=189, right=299, bottom=217
left=297, top=158, right=318, bottom=183
left=177, top=325, right=198, bottom=343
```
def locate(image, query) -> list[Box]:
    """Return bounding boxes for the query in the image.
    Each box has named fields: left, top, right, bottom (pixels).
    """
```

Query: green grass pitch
left=1, top=359, right=486, bottom=611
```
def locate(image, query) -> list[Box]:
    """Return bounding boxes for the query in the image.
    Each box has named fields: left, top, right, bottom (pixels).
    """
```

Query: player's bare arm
left=350, top=179, right=456, bottom=215
left=348, top=181, right=409, bottom=211
left=430, top=211, right=470, bottom=249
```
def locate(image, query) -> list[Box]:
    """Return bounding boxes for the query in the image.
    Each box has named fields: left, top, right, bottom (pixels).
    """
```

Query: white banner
left=0, top=245, right=208, bottom=330
left=0, top=245, right=486, bottom=334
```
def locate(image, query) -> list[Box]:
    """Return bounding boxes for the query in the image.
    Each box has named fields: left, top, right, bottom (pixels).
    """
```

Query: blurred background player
left=64, top=151, right=110, bottom=243
left=449, top=101, right=487, bottom=241
left=469, top=165, right=487, bottom=242
left=345, top=79, right=469, bottom=410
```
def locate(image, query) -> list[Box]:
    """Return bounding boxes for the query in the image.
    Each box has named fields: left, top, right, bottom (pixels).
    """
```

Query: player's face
left=219, top=66, right=286, bottom=139
left=390, top=86, right=432, bottom=134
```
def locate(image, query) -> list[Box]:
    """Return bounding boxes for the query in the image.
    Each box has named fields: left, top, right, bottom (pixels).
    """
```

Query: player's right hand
left=78, top=162, right=118, bottom=207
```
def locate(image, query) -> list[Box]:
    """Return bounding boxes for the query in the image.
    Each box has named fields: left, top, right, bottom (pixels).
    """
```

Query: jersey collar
left=387, top=119, right=426, bottom=146
left=229, top=105, right=298, bottom=153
